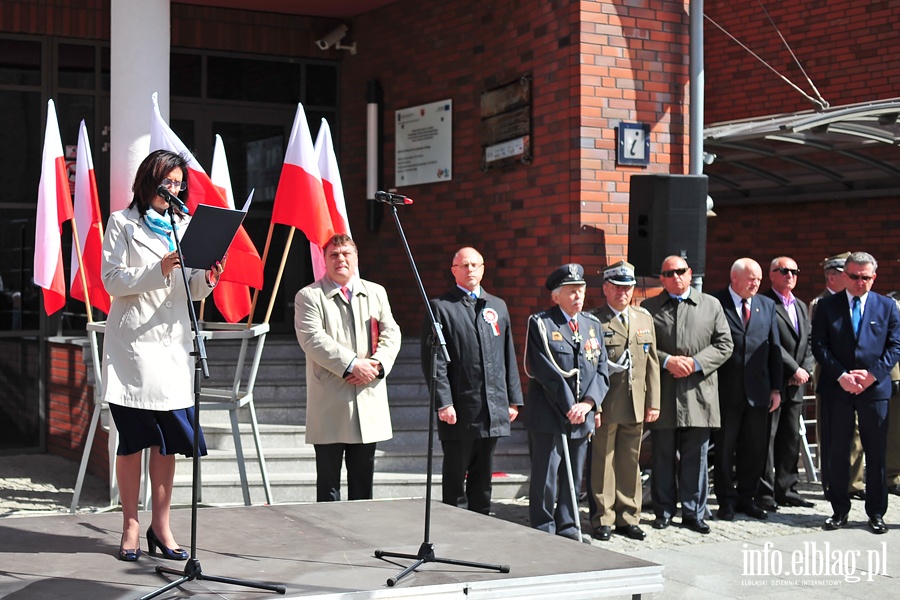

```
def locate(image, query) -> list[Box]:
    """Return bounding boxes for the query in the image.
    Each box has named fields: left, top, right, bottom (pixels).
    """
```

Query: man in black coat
left=712, top=258, right=783, bottom=521
left=421, top=247, right=523, bottom=514
left=524, top=263, right=609, bottom=540
left=811, top=251, right=900, bottom=534
left=758, top=256, right=815, bottom=509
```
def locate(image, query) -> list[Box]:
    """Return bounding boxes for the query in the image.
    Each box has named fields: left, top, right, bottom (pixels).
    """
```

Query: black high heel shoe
left=118, top=534, right=141, bottom=562
left=146, top=526, right=188, bottom=561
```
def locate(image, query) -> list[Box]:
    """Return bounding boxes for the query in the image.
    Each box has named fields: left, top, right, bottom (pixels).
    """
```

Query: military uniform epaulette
left=530, top=308, right=553, bottom=320
left=633, top=305, right=651, bottom=316
left=580, top=311, right=602, bottom=324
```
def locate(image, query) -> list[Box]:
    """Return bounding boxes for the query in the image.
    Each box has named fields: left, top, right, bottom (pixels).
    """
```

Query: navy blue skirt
left=109, top=404, right=208, bottom=457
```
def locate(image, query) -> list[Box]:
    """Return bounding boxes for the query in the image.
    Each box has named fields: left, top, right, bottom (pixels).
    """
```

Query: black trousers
left=440, top=437, right=498, bottom=515
left=714, top=399, right=769, bottom=507
left=314, top=442, right=377, bottom=502
left=825, top=396, right=889, bottom=518
left=759, top=399, right=804, bottom=501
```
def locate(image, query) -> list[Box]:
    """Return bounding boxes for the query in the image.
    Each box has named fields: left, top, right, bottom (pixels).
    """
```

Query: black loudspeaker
left=627, top=174, right=708, bottom=276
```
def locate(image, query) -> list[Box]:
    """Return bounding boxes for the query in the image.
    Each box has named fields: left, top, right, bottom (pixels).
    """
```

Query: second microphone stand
left=139, top=201, right=285, bottom=599
left=373, top=198, right=510, bottom=586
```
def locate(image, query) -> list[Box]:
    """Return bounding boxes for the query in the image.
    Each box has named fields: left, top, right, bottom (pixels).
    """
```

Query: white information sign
left=395, top=99, right=452, bottom=186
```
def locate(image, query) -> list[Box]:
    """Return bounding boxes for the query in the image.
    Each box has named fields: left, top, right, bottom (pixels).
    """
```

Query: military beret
left=603, top=260, right=636, bottom=286
left=823, top=251, right=851, bottom=272
left=546, top=263, right=586, bottom=290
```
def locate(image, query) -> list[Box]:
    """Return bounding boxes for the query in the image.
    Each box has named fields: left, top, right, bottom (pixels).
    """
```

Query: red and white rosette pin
left=482, top=307, right=500, bottom=336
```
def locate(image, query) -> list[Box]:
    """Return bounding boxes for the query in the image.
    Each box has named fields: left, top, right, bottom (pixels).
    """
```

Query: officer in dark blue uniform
left=524, top=263, right=610, bottom=540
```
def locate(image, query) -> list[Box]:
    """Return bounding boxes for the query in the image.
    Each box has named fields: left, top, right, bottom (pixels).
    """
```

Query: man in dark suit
left=811, top=251, right=900, bottom=534
left=421, top=247, right=523, bottom=515
left=524, top=263, right=609, bottom=540
left=758, top=256, right=815, bottom=509
left=810, top=252, right=866, bottom=502
left=712, top=258, right=783, bottom=521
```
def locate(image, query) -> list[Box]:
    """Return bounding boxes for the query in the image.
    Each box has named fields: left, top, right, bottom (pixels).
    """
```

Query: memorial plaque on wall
left=395, top=99, right=452, bottom=186
left=480, top=76, right=532, bottom=170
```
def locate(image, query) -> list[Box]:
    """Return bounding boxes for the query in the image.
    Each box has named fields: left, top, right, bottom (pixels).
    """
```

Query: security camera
left=316, top=24, right=349, bottom=51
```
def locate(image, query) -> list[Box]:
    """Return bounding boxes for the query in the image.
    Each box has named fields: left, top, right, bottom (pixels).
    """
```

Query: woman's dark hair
left=129, top=149, right=190, bottom=219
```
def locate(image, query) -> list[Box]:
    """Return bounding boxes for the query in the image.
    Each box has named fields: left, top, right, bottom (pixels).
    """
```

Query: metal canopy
left=703, top=98, right=900, bottom=205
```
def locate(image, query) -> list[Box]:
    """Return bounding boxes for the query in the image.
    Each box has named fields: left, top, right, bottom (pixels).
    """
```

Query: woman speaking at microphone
left=100, top=149, right=225, bottom=562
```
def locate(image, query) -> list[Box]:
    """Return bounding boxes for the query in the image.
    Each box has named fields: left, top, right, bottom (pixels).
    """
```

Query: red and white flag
left=34, top=99, right=74, bottom=315
left=70, top=120, right=111, bottom=315
left=149, top=93, right=262, bottom=323
left=211, top=134, right=235, bottom=209
left=310, top=119, right=351, bottom=279
left=272, top=104, right=333, bottom=253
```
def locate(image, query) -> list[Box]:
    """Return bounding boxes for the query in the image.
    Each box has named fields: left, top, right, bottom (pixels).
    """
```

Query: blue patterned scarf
left=143, top=210, right=181, bottom=252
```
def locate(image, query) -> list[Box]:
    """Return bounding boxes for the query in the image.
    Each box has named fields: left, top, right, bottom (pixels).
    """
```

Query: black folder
left=179, top=204, right=246, bottom=269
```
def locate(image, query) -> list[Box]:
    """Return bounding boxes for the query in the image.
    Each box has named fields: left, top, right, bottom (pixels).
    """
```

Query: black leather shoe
left=888, top=484, right=900, bottom=496
left=717, top=505, right=735, bottom=521
left=777, top=495, right=815, bottom=508
left=147, top=527, right=188, bottom=561
left=850, top=489, right=867, bottom=501
left=593, top=526, right=612, bottom=541
left=757, top=497, right=779, bottom=511
left=615, top=525, right=646, bottom=540
left=824, top=513, right=848, bottom=530
left=869, top=515, right=888, bottom=534
left=682, top=518, right=710, bottom=534
left=651, top=516, right=671, bottom=530
left=737, top=502, right=768, bottom=520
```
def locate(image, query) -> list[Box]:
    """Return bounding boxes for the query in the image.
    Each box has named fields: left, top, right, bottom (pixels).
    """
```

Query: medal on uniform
left=572, top=330, right=582, bottom=344
left=482, top=307, right=500, bottom=336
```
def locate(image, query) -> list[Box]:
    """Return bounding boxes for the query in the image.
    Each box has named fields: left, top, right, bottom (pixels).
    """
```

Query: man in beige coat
left=642, top=255, right=733, bottom=534
left=294, top=234, right=401, bottom=502
left=588, top=261, right=660, bottom=542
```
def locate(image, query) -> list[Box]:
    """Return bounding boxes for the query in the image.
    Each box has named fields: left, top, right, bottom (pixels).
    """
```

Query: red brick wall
left=706, top=198, right=900, bottom=300
left=704, top=0, right=900, bottom=121
left=703, top=0, right=900, bottom=293
left=341, top=0, right=692, bottom=333
left=47, top=341, right=108, bottom=478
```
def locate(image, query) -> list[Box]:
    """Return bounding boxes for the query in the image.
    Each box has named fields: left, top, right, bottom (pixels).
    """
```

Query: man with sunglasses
left=642, top=256, right=733, bottom=534
left=811, top=252, right=900, bottom=534
left=758, top=257, right=815, bottom=510
left=810, top=252, right=866, bottom=504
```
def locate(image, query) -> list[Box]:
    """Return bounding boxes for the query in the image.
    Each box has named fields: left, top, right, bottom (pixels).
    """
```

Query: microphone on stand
left=157, top=185, right=189, bottom=214
left=374, top=190, right=414, bottom=205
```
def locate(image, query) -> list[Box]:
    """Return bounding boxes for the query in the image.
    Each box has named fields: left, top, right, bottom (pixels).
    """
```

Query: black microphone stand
left=373, top=198, right=510, bottom=586
left=139, top=201, right=285, bottom=599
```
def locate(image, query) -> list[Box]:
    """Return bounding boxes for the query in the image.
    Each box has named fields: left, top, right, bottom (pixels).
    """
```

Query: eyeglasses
left=453, top=262, right=483, bottom=270
left=660, top=267, right=689, bottom=278
left=846, top=273, right=874, bottom=281
left=162, top=178, right=187, bottom=192
left=772, top=267, right=800, bottom=276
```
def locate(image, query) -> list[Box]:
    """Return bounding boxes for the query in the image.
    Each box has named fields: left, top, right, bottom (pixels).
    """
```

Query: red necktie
left=569, top=320, right=578, bottom=334
left=341, top=286, right=351, bottom=302
left=741, top=299, right=750, bottom=328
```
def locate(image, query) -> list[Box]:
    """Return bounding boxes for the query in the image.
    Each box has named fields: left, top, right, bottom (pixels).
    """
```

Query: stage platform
left=0, top=498, right=663, bottom=599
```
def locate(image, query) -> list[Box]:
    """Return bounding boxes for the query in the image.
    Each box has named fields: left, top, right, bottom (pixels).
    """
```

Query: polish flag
left=211, top=134, right=235, bottom=209
left=272, top=104, right=333, bottom=251
left=34, top=100, right=74, bottom=315
left=209, top=134, right=251, bottom=322
left=149, top=93, right=262, bottom=322
left=70, top=120, right=111, bottom=314
left=310, top=118, right=351, bottom=279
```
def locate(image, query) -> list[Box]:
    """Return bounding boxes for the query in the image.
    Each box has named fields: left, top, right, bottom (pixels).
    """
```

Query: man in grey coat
left=642, top=255, right=733, bottom=534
